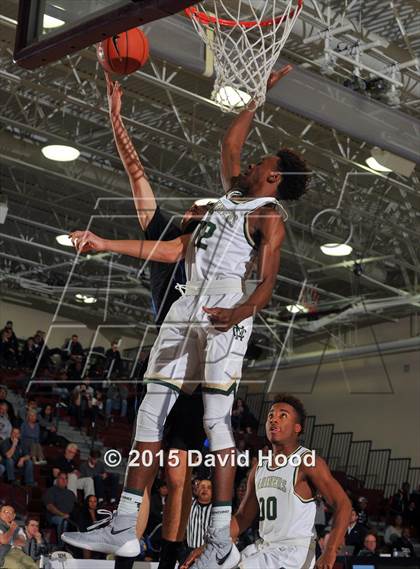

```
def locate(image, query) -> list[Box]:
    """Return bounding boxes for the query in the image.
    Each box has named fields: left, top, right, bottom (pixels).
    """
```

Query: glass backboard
left=14, top=0, right=198, bottom=69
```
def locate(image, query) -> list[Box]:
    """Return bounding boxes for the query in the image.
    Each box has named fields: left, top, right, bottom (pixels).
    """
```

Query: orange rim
left=185, top=1, right=303, bottom=29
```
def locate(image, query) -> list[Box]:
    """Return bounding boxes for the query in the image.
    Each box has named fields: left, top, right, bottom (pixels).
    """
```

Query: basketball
left=97, top=27, right=149, bottom=75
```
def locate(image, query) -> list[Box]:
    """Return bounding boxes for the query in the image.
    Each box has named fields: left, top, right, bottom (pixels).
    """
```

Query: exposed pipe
left=253, top=336, right=420, bottom=370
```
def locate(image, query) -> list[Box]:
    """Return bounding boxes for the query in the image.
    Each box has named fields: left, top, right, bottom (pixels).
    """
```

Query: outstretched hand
left=69, top=230, right=106, bottom=254
left=105, top=71, right=123, bottom=117
left=267, top=64, right=293, bottom=91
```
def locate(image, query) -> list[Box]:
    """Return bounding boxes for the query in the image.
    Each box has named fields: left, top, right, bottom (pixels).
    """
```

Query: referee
left=186, top=480, right=212, bottom=555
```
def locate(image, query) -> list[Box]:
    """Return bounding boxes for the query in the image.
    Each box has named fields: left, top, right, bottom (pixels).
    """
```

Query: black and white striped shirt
left=186, top=498, right=212, bottom=548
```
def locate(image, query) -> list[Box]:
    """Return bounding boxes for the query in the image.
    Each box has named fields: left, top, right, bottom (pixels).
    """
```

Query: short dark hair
left=271, top=393, right=307, bottom=433
left=276, top=148, right=310, bottom=201
left=89, top=448, right=101, bottom=459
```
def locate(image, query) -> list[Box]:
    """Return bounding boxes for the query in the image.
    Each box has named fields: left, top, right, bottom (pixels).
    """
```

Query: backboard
left=14, top=0, right=199, bottom=70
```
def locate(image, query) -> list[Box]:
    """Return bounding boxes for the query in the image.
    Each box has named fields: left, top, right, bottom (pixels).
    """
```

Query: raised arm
left=70, top=230, right=191, bottom=264
left=220, top=65, right=293, bottom=192
left=304, top=457, right=352, bottom=569
left=203, top=207, right=285, bottom=331
left=106, top=73, right=156, bottom=231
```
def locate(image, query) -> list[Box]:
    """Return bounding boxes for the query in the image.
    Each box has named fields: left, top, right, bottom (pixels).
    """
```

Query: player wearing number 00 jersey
left=229, top=395, right=351, bottom=569
left=183, top=394, right=352, bottom=569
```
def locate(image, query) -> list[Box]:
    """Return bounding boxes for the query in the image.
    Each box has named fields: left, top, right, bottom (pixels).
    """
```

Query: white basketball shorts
left=144, top=291, right=253, bottom=394
left=239, top=541, right=316, bottom=569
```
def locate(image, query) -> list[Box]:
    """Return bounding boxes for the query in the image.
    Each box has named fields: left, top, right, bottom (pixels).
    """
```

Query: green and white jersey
left=255, top=446, right=316, bottom=546
left=185, top=191, right=287, bottom=283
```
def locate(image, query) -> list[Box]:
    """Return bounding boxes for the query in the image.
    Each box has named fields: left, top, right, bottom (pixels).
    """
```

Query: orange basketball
left=97, top=28, right=149, bottom=75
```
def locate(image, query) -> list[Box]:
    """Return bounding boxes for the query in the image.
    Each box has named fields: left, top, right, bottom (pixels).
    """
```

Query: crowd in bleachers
left=0, top=319, right=419, bottom=565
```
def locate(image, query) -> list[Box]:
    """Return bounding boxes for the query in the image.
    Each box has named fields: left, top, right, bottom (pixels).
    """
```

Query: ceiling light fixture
left=41, top=144, right=80, bottom=162
left=42, top=14, right=65, bottom=28
left=56, top=234, right=73, bottom=247
left=321, top=243, right=353, bottom=257
left=366, top=147, right=415, bottom=177
left=214, top=86, right=251, bottom=109
left=286, top=304, right=308, bottom=314
left=75, top=293, right=97, bottom=304
left=366, top=156, right=392, bottom=173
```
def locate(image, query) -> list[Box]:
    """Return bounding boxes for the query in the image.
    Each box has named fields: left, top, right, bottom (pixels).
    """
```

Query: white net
left=186, top=0, right=302, bottom=112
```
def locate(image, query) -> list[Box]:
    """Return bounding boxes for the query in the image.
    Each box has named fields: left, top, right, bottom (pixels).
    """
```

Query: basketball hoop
left=185, top=0, right=303, bottom=111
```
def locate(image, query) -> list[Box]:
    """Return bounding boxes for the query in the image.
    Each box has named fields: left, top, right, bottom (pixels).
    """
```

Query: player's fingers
left=202, top=306, right=216, bottom=314
left=279, top=64, right=293, bottom=76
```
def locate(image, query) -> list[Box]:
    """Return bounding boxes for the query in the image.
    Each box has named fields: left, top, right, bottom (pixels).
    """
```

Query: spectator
left=317, top=529, right=331, bottom=557
left=77, top=495, right=108, bottom=532
left=390, top=486, right=409, bottom=517
left=401, top=482, right=411, bottom=509
left=68, top=360, right=84, bottom=382
left=357, top=532, right=379, bottom=558
left=231, top=399, right=246, bottom=432
left=105, top=340, right=122, bottom=377
left=1, top=321, right=18, bottom=352
left=0, top=403, right=12, bottom=442
left=405, top=500, right=418, bottom=532
left=80, top=449, right=119, bottom=504
left=22, top=516, right=48, bottom=563
left=0, top=504, right=37, bottom=568
left=63, top=334, right=84, bottom=364
left=21, top=410, right=46, bottom=465
left=345, top=508, right=367, bottom=553
left=53, top=443, right=95, bottom=498
left=0, top=426, right=34, bottom=486
left=39, top=404, right=68, bottom=447
left=233, top=477, right=247, bottom=513
left=105, top=383, right=128, bottom=421
left=0, top=385, right=17, bottom=426
left=186, top=479, right=212, bottom=555
left=315, top=495, right=327, bottom=536
left=90, top=388, right=105, bottom=425
left=43, top=472, right=76, bottom=543
left=411, top=483, right=420, bottom=511
left=51, top=368, right=70, bottom=399
left=394, top=527, right=416, bottom=557
left=357, top=496, right=369, bottom=526
left=18, top=398, right=39, bottom=423
left=147, top=480, right=169, bottom=536
left=192, top=477, right=200, bottom=499
left=0, top=330, right=18, bottom=368
left=33, top=330, right=51, bottom=371
left=233, top=476, right=256, bottom=552
left=69, top=380, right=96, bottom=428
left=384, top=514, right=404, bottom=545
left=21, top=337, right=38, bottom=370
left=33, top=330, right=45, bottom=355
left=75, top=495, right=108, bottom=559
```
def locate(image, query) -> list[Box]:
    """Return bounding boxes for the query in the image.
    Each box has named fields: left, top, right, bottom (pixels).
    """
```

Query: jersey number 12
left=195, top=221, right=216, bottom=250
